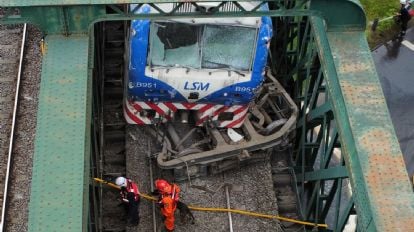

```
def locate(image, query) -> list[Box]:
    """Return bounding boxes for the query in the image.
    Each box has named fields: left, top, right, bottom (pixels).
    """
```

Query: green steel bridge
left=1, top=0, right=413, bottom=231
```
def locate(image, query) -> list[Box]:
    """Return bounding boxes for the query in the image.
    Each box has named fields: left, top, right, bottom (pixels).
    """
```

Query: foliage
left=360, top=0, right=400, bottom=20
left=359, top=0, right=401, bottom=49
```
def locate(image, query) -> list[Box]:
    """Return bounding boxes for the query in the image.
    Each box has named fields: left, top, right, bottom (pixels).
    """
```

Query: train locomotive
left=125, top=2, right=271, bottom=127
left=124, top=2, right=298, bottom=176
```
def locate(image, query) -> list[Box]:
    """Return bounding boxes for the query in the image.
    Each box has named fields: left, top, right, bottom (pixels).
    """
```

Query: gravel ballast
left=126, top=125, right=283, bottom=232
left=0, top=24, right=42, bottom=232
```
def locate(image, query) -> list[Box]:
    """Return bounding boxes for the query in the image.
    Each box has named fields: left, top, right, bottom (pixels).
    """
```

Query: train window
left=148, top=22, right=257, bottom=71
left=157, top=23, right=198, bottom=49
left=149, top=22, right=201, bottom=68
left=201, top=25, right=256, bottom=71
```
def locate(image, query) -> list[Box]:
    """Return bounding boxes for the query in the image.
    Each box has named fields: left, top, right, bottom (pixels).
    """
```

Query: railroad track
left=98, top=20, right=129, bottom=231
left=93, top=18, right=297, bottom=232
left=0, top=24, right=27, bottom=231
left=271, top=148, right=304, bottom=232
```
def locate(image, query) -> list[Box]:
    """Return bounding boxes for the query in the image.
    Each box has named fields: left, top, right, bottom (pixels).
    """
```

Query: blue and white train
left=124, top=2, right=272, bottom=128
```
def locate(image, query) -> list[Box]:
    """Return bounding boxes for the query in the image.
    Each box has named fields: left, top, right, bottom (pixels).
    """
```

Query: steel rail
left=148, top=140, right=157, bottom=232
left=225, top=185, right=233, bottom=232
left=0, top=23, right=27, bottom=232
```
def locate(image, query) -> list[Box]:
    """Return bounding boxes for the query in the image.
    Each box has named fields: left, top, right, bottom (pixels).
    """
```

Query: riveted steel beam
left=297, top=166, right=348, bottom=182
left=28, top=35, right=91, bottom=232
left=1, top=0, right=307, bottom=6
left=0, top=0, right=365, bottom=35
left=286, top=11, right=414, bottom=230
left=286, top=16, right=351, bottom=230
left=312, top=16, right=414, bottom=231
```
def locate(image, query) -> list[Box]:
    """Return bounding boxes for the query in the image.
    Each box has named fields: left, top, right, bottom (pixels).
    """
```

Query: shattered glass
left=149, top=21, right=257, bottom=71
left=150, top=23, right=201, bottom=68
left=202, top=25, right=256, bottom=71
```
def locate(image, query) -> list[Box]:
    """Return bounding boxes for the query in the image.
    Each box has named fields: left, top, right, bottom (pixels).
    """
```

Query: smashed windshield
left=149, top=22, right=257, bottom=71
left=202, top=25, right=256, bottom=70
left=150, top=22, right=201, bottom=68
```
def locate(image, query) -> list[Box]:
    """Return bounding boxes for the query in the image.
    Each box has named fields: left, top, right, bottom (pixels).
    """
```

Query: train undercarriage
left=149, top=72, right=298, bottom=178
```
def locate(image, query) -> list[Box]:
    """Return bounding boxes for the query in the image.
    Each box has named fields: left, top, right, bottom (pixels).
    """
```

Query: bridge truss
left=1, top=0, right=413, bottom=231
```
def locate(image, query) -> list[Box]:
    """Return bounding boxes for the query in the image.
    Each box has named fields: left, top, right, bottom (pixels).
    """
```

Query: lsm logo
left=184, top=81, right=210, bottom=91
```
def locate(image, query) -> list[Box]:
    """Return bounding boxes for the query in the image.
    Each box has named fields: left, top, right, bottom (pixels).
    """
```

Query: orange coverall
left=160, top=195, right=177, bottom=231
left=170, top=183, right=180, bottom=202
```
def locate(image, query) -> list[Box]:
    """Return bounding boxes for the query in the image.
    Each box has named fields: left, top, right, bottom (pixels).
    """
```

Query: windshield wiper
left=204, top=61, right=246, bottom=77
left=150, top=64, right=195, bottom=73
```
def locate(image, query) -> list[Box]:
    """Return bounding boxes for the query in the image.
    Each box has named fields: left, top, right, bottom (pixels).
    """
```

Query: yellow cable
left=40, top=39, right=46, bottom=56
left=93, top=178, right=328, bottom=228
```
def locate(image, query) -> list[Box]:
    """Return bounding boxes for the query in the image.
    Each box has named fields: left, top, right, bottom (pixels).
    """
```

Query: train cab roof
left=130, top=2, right=265, bottom=27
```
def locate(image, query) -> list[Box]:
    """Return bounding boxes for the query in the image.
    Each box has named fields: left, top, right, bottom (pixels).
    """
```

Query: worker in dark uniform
left=398, top=0, right=412, bottom=36
left=115, top=177, right=140, bottom=226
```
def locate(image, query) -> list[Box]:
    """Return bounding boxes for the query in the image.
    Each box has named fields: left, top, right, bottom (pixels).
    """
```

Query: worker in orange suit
left=154, top=179, right=180, bottom=202
left=153, top=179, right=178, bottom=231
left=159, top=194, right=176, bottom=232
left=152, top=179, right=195, bottom=227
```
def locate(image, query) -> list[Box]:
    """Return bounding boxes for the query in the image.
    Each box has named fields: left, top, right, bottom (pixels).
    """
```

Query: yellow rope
left=40, top=38, right=46, bottom=56
left=93, top=178, right=328, bottom=228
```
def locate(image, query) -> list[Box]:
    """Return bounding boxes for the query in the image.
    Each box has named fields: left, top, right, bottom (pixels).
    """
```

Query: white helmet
left=400, top=0, right=406, bottom=4
left=115, top=177, right=127, bottom=187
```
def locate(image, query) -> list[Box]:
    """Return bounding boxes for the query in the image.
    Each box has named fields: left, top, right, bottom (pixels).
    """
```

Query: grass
left=359, top=0, right=401, bottom=49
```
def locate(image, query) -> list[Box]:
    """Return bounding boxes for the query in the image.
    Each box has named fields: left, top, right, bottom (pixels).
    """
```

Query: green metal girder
left=28, top=35, right=90, bottom=232
left=297, top=166, right=348, bottom=182
left=312, top=17, right=414, bottom=231
left=0, top=0, right=366, bottom=35
left=3, top=0, right=253, bottom=5
left=2, top=0, right=297, bottom=6
left=20, top=6, right=106, bottom=35
left=309, top=0, right=366, bottom=31
left=307, top=102, right=332, bottom=121
left=336, top=196, right=354, bottom=231
left=297, top=101, right=332, bottom=128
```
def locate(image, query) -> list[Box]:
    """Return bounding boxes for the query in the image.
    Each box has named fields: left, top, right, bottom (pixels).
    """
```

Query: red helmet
left=155, top=179, right=171, bottom=193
